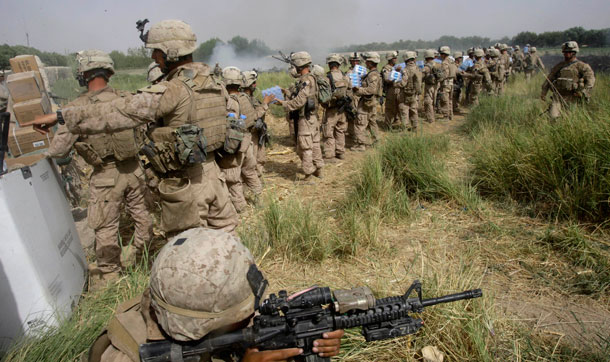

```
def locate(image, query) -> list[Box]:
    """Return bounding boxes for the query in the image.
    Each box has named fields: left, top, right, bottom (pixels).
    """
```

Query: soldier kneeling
left=86, top=228, right=344, bottom=362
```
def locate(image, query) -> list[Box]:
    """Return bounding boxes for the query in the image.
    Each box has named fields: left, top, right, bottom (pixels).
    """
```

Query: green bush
left=469, top=74, right=610, bottom=224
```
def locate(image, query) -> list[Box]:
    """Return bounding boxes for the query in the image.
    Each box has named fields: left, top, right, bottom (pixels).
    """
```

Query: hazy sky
left=1, top=0, right=609, bottom=54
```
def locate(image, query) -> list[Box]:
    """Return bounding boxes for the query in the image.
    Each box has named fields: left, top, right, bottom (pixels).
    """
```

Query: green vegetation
left=51, top=73, right=149, bottom=105
left=467, top=74, right=610, bottom=224
left=109, top=47, right=151, bottom=69
left=0, top=44, right=69, bottom=68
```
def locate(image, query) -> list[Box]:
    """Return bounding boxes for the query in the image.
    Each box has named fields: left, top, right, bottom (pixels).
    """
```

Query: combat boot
left=88, top=268, right=120, bottom=292
left=350, top=145, right=366, bottom=152
left=314, top=168, right=323, bottom=179
left=336, top=153, right=345, bottom=160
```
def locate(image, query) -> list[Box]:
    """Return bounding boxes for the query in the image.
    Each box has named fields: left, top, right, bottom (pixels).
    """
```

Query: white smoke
left=208, top=43, right=280, bottom=71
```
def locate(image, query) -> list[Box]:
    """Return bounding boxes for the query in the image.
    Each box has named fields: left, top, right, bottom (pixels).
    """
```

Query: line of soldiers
left=22, top=18, right=596, bottom=361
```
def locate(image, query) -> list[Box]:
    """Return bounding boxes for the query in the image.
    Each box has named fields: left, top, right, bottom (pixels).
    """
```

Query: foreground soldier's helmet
left=145, top=19, right=197, bottom=61
left=147, top=62, right=164, bottom=83
left=490, top=49, right=500, bottom=58
left=423, top=49, right=436, bottom=59
left=150, top=228, right=256, bottom=341
left=222, top=66, right=243, bottom=86
left=76, top=49, right=114, bottom=74
left=439, top=46, right=451, bottom=55
left=349, top=52, right=360, bottom=61
left=530, top=47, right=537, bottom=53
left=473, top=48, right=485, bottom=58
left=242, top=70, right=257, bottom=88
left=291, top=51, right=313, bottom=67
left=562, top=41, right=579, bottom=53
left=453, top=51, right=463, bottom=59
left=362, top=52, right=380, bottom=64
left=326, top=53, right=343, bottom=65
left=403, top=51, right=417, bottom=61
left=385, top=50, right=398, bottom=60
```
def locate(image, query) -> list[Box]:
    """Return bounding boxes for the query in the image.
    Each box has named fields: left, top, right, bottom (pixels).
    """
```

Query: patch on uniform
left=173, top=238, right=187, bottom=246
left=138, top=83, right=167, bottom=94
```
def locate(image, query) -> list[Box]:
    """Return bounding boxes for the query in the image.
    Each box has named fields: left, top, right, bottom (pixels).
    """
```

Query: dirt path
left=248, top=111, right=610, bottom=353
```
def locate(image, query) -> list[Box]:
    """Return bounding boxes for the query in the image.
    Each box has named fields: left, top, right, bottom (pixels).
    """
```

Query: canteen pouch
left=224, top=115, right=246, bottom=154
left=158, top=178, right=200, bottom=233
left=74, top=142, right=104, bottom=167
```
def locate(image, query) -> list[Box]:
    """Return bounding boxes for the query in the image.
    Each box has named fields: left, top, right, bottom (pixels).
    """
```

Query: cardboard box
left=6, top=71, right=45, bottom=103
left=9, top=55, right=41, bottom=74
left=12, top=95, right=52, bottom=125
left=7, top=124, right=54, bottom=157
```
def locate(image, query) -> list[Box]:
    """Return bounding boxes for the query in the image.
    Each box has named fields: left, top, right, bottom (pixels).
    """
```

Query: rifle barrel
left=421, top=289, right=482, bottom=307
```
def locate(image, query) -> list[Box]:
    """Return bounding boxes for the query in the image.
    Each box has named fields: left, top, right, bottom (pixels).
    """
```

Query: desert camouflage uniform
left=421, top=60, right=440, bottom=122
left=48, top=87, right=152, bottom=274
left=322, top=69, right=350, bottom=159
left=283, top=72, right=324, bottom=176
left=462, top=56, right=491, bottom=106
left=541, top=59, right=595, bottom=119
left=347, top=65, right=360, bottom=139
left=498, top=50, right=511, bottom=95
left=381, top=63, right=400, bottom=127
left=439, top=57, right=455, bottom=119
left=250, top=96, right=269, bottom=175
left=219, top=93, right=262, bottom=212
left=396, top=61, right=422, bottom=131
left=62, top=63, right=238, bottom=233
left=512, top=49, right=525, bottom=73
left=354, top=68, right=382, bottom=148
left=524, top=51, right=544, bottom=80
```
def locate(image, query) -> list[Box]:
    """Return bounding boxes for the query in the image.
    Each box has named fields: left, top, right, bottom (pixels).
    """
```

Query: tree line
left=335, top=27, right=610, bottom=52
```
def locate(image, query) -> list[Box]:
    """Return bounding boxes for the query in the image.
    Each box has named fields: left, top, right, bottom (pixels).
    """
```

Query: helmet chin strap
left=78, top=69, right=110, bottom=87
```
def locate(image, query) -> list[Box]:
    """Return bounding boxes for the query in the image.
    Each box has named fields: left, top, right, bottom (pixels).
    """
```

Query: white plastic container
left=0, top=157, right=86, bottom=351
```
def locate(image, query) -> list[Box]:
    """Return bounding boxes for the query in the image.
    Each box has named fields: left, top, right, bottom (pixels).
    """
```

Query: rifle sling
left=151, top=289, right=254, bottom=319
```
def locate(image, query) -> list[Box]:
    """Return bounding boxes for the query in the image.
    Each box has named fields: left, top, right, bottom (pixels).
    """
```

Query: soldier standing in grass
left=275, top=52, right=324, bottom=181
left=219, top=66, right=262, bottom=213
left=524, top=47, right=545, bottom=80
left=26, top=19, right=239, bottom=235
left=453, top=51, right=464, bottom=114
left=462, top=48, right=491, bottom=106
left=421, top=49, right=441, bottom=123
left=242, top=70, right=274, bottom=176
left=438, top=46, right=455, bottom=120
left=540, top=41, right=595, bottom=119
left=396, top=51, right=422, bottom=132
left=381, top=50, right=400, bottom=128
left=351, top=52, right=382, bottom=151
left=322, top=53, right=350, bottom=161
left=512, top=45, right=525, bottom=73
left=46, top=50, right=153, bottom=290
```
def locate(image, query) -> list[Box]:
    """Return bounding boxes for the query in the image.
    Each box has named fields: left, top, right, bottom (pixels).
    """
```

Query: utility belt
left=93, top=156, right=139, bottom=170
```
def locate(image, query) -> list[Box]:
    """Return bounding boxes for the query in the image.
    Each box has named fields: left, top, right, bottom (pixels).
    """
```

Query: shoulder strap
left=327, top=72, right=336, bottom=92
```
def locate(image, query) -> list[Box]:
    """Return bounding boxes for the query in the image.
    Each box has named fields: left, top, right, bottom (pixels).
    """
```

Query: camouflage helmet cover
left=473, top=48, right=485, bottom=57
left=439, top=46, right=451, bottom=55
left=500, top=43, right=509, bottom=51
left=530, top=47, right=537, bottom=53
left=423, top=49, right=436, bottom=59
left=362, top=51, right=380, bottom=63
left=514, top=45, right=520, bottom=50
left=291, top=51, right=312, bottom=67
left=242, top=70, right=258, bottom=87
left=147, top=62, right=164, bottom=83
left=403, top=51, right=417, bottom=61
left=326, top=53, right=343, bottom=65
left=453, top=51, right=463, bottom=58
left=76, top=49, right=114, bottom=74
left=222, top=66, right=243, bottom=86
left=312, top=64, right=325, bottom=77
left=562, top=41, right=579, bottom=53
left=349, top=52, right=360, bottom=61
left=145, top=19, right=197, bottom=61
left=385, top=50, right=398, bottom=60
left=150, top=228, right=256, bottom=341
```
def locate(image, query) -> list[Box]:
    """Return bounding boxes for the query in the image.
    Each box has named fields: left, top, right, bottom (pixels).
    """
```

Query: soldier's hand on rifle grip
left=312, top=329, right=345, bottom=357
left=22, top=113, right=58, bottom=135
left=242, top=347, right=303, bottom=362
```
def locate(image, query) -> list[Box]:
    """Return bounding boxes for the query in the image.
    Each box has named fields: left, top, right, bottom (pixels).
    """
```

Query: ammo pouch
left=224, top=115, right=246, bottom=154
left=363, top=95, right=377, bottom=108
left=424, top=73, right=436, bottom=85
left=74, top=142, right=103, bottom=167
left=140, top=125, right=207, bottom=174
left=110, top=130, right=139, bottom=161
left=158, top=178, right=200, bottom=233
left=554, top=77, right=576, bottom=92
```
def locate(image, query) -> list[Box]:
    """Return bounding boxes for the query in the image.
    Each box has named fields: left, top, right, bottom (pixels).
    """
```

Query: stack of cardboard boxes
left=5, top=55, right=54, bottom=156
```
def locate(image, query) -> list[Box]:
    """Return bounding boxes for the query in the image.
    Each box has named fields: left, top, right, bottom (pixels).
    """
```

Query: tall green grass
left=468, top=74, right=610, bottom=224
left=51, top=73, right=150, bottom=105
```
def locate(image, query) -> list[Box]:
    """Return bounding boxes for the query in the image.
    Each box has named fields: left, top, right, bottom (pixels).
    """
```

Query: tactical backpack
left=326, top=71, right=348, bottom=107
left=313, top=73, right=332, bottom=105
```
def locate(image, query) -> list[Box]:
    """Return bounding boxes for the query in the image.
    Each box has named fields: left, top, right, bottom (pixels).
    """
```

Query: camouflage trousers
left=468, top=81, right=483, bottom=106
left=87, top=160, right=152, bottom=274
left=439, top=80, right=453, bottom=119
left=250, top=127, right=266, bottom=176
left=296, top=115, right=324, bottom=176
left=384, top=87, right=400, bottom=126
left=453, top=87, right=461, bottom=112
left=423, top=84, right=436, bottom=122
left=549, top=93, right=580, bottom=119
left=525, top=70, right=535, bottom=81
left=398, top=94, right=419, bottom=131
left=219, top=133, right=262, bottom=213
left=184, top=158, right=239, bottom=232
left=354, top=104, right=378, bottom=147
left=322, top=107, right=348, bottom=158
